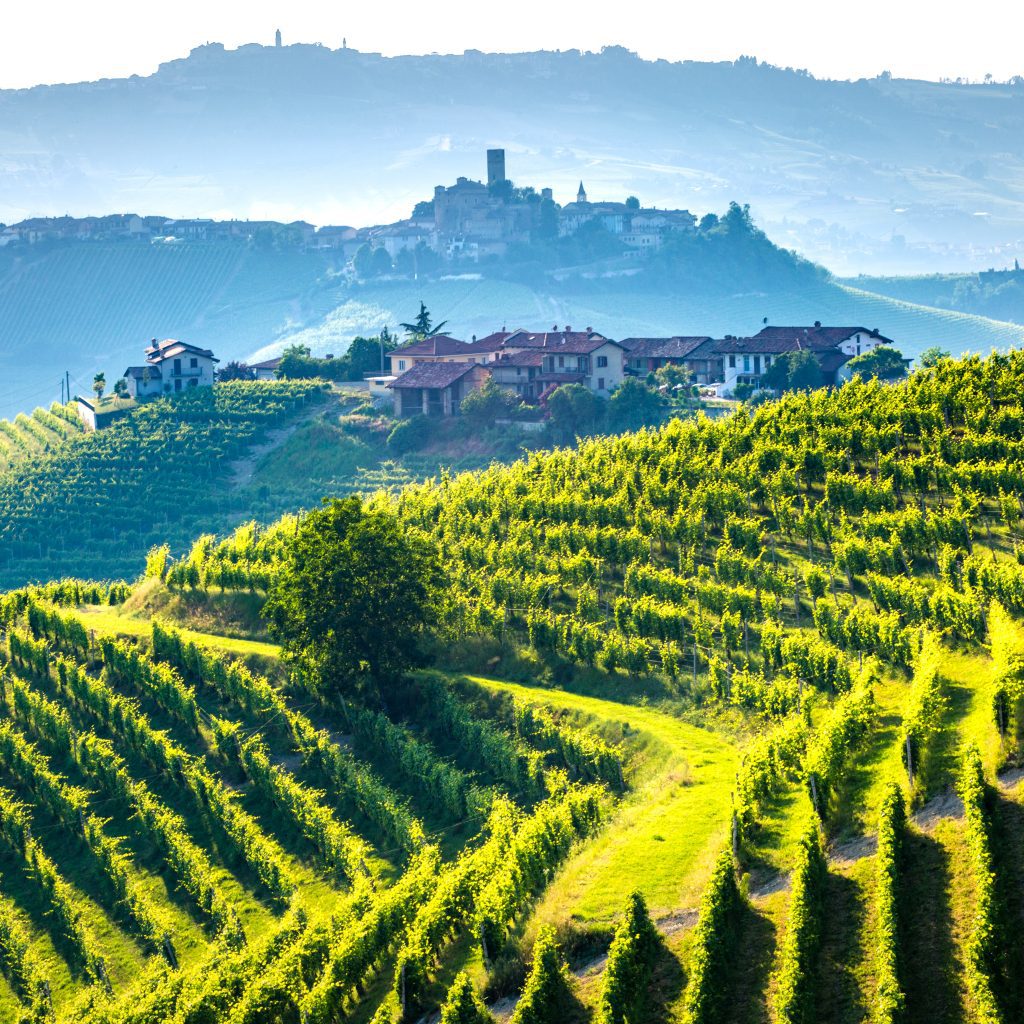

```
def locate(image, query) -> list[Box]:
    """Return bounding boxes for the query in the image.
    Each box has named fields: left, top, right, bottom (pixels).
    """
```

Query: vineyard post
left=731, top=806, right=739, bottom=858
left=905, top=734, right=914, bottom=785
left=809, top=772, right=819, bottom=816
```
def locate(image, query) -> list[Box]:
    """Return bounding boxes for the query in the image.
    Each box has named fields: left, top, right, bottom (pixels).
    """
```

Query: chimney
left=814, top=320, right=821, bottom=328
left=564, top=325, right=571, bottom=333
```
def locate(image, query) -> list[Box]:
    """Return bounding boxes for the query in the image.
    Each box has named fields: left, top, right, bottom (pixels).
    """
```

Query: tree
left=546, top=383, right=603, bottom=440
left=847, top=345, right=908, bottom=381
left=788, top=349, right=824, bottom=390
left=113, top=377, right=129, bottom=399
left=919, top=346, right=950, bottom=369
left=217, top=361, right=256, bottom=382
left=262, top=497, right=439, bottom=698
left=93, top=373, right=106, bottom=400
left=439, top=973, right=494, bottom=1024
left=608, top=377, right=667, bottom=430
left=348, top=333, right=396, bottom=378
left=761, top=349, right=822, bottom=393
left=400, top=302, right=448, bottom=340
left=594, top=891, right=660, bottom=1024
left=371, top=246, right=393, bottom=277
left=460, top=378, right=520, bottom=426
left=510, top=926, right=576, bottom=1024
left=625, top=195, right=641, bottom=211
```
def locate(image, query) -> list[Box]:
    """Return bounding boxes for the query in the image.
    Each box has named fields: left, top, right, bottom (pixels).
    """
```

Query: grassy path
left=465, top=676, right=739, bottom=926
left=74, top=604, right=280, bottom=660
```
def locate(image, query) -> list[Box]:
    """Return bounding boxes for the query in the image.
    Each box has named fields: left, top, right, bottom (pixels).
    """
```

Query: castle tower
left=275, top=29, right=282, bottom=47
left=487, top=149, right=506, bottom=187
left=577, top=181, right=587, bottom=204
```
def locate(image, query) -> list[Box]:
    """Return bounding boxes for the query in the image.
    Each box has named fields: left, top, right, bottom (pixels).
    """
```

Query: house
left=619, top=337, right=718, bottom=381
left=387, top=335, right=477, bottom=375
left=122, top=338, right=218, bottom=398
left=488, top=350, right=545, bottom=401
left=494, top=328, right=624, bottom=398
left=387, top=361, right=492, bottom=417
left=713, top=325, right=896, bottom=395
left=250, top=357, right=282, bottom=381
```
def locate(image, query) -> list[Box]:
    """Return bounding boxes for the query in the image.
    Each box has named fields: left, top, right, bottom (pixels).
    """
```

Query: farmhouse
left=122, top=338, right=218, bottom=398
left=387, top=361, right=492, bottom=418
left=250, top=357, right=282, bottom=381
left=713, top=325, right=895, bottom=395
left=619, top=336, right=720, bottom=383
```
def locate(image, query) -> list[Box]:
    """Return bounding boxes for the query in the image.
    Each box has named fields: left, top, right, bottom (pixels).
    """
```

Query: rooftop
left=388, top=361, right=486, bottom=390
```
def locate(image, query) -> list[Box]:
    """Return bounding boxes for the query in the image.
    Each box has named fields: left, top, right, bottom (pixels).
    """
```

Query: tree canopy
left=847, top=345, right=908, bottom=381
left=263, top=497, right=439, bottom=698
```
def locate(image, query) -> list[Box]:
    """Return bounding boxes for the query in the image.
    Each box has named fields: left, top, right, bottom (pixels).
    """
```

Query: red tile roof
left=492, top=350, right=545, bottom=367
left=144, top=338, right=217, bottom=361
left=501, top=330, right=619, bottom=354
left=389, top=334, right=469, bottom=358
left=753, top=325, right=894, bottom=348
left=387, top=361, right=486, bottom=389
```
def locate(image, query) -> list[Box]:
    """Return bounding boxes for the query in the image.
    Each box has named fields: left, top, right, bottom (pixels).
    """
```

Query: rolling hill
left=2, top=354, right=1024, bottom=1021
left=3, top=44, right=1024, bottom=274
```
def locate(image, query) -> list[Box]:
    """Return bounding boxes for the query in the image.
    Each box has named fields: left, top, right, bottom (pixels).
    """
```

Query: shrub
left=509, top=926, right=575, bottom=1024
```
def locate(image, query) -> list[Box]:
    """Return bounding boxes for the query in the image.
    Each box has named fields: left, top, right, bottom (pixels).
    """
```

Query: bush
left=387, top=416, right=434, bottom=453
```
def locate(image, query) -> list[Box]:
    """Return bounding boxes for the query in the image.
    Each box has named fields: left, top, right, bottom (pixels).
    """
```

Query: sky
left=2, top=0, right=1021, bottom=89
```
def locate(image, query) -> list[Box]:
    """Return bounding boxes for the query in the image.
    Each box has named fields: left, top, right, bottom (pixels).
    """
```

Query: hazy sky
left=2, top=0, right=1021, bottom=89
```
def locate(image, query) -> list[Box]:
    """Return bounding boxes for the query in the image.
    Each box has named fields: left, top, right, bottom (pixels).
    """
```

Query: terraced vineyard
left=6, top=353, right=1024, bottom=1021
left=0, top=381, right=327, bottom=588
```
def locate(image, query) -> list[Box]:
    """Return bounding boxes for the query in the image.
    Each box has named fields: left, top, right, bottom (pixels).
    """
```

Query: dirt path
left=229, top=401, right=325, bottom=488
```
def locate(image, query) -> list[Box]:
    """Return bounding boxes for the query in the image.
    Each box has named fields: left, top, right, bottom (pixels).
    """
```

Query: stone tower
left=487, top=149, right=506, bottom=187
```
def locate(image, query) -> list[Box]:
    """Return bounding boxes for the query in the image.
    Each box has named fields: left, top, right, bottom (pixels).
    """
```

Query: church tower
left=577, top=181, right=587, bottom=204
left=275, top=28, right=282, bottom=47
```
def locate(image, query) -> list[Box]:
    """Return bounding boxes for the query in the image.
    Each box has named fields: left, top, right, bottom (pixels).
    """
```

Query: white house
left=713, top=325, right=896, bottom=396
left=122, top=338, right=218, bottom=398
left=250, top=357, right=282, bottom=381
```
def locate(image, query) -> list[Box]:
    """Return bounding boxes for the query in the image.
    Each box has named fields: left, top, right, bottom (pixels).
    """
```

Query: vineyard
left=0, top=382, right=329, bottom=588
left=4, top=352, right=1024, bottom=1020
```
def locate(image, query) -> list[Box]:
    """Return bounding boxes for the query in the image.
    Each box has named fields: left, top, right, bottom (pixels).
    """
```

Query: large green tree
left=400, top=302, right=448, bottom=340
left=263, top=497, right=439, bottom=698
left=847, top=345, right=908, bottom=381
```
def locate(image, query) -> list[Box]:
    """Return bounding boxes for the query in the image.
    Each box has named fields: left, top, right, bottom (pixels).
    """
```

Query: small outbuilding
left=387, top=361, right=491, bottom=417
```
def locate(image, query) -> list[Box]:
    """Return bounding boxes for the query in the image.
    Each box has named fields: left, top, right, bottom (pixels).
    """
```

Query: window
left=190, top=357, right=198, bottom=369
left=173, top=358, right=182, bottom=375
left=398, top=360, right=406, bottom=371
left=174, top=379, right=182, bottom=392
left=558, top=356, right=564, bottom=368
left=743, top=356, right=750, bottom=373
left=754, top=356, right=761, bottom=374
left=598, top=377, right=605, bottom=390
left=597, top=355, right=608, bottom=368
left=729, top=355, right=736, bottom=368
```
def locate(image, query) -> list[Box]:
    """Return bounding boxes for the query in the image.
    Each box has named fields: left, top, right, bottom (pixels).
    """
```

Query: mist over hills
left=2, top=42, right=1024, bottom=275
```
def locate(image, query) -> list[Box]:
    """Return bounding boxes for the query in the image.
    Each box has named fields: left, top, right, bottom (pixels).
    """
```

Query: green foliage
left=772, top=814, right=829, bottom=1024
left=680, top=849, right=745, bottom=1024
left=957, top=745, right=1004, bottom=1024
left=593, top=890, right=660, bottom=1024
left=263, top=496, right=439, bottom=696
left=872, top=781, right=906, bottom=1024
left=439, top=973, right=494, bottom=1024
left=460, top=378, right=522, bottom=427
left=847, top=346, right=908, bottom=381
left=545, top=383, right=603, bottom=439
left=508, top=925, right=575, bottom=1024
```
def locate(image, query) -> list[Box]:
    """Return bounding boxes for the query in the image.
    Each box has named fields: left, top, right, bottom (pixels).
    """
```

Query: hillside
left=843, top=271, right=1024, bottom=327
left=5, top=231, right=1024, bottom=418
left=3, top=355, right=1024, bottom=1020
left=3, top=45, right=1024, bottom=273
left=0, top=242, right=346, bottom=417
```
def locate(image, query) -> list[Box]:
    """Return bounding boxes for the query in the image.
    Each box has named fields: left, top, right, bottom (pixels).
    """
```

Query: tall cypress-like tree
left=439, top=972, right=494, bottom=1024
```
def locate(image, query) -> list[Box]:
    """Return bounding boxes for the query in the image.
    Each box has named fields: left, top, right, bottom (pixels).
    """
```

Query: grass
left=464, top=675, right=739, bottom=925
left=73, top=603, right=281, bottom=661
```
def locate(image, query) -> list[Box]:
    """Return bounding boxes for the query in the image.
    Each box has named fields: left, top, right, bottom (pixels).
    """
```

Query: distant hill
left=2, top=44, right=1024, bottom=274
left=842, top=270, right=1024, bottom=327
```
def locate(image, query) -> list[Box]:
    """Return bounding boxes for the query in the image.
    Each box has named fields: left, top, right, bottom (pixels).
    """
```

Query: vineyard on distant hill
left=0, top=382, right=327, bottom=587
left=2, top=354, right=1024, bottom=1019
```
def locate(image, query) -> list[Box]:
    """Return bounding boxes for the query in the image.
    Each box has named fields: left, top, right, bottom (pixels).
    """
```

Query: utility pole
left=66, top=370, right=71, bottom=403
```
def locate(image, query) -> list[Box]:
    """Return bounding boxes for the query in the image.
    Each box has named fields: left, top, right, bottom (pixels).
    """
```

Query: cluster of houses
left=378, top=323, right=896, bottom=418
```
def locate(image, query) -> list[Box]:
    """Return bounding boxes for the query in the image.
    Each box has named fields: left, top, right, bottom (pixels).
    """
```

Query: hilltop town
left=0, top=149, right=702, bottom=272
